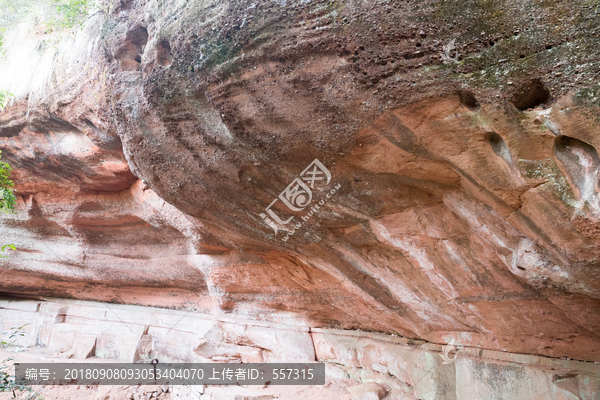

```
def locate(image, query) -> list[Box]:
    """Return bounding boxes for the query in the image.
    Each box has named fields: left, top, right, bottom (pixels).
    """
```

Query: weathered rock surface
left=1, top=0, right=600, bottom=366
left=349, top=382, right=386, bottom=400
left=1, top=298, right=599, bottom=400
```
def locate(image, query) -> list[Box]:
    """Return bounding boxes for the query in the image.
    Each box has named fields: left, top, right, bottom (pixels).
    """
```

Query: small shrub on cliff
left=0, top=150, right=16, bottom=214
left=0, top=149, right=16, bottom=258
left=0, top=0, right=96, bottom=33
left=0, top=89, right=13, bottom=111
left=47, top=0, right=93, bottom=30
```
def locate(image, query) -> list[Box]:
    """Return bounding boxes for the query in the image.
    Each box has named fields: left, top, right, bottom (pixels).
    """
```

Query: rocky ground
left=1, top=0, right=600, bottom=398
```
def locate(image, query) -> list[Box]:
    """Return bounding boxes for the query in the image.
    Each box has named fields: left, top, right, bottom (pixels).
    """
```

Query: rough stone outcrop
left=1, top=0, right=600, bottom=366
left=2, top=298, right=599, bottom=400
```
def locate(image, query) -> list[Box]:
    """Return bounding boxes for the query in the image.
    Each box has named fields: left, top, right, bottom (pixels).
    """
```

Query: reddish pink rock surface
left=1, top=0, right=600, bottom=364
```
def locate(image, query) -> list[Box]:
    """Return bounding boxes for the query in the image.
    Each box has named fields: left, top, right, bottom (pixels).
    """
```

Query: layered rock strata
left=1, top=298, right=599, bottom=400
left=0, top=0, right=600, bottom=367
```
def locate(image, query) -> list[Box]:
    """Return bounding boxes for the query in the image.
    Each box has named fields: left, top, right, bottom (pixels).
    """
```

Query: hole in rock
left=511, top=79, right=551, bottom=111
left=115, top=25, right=149, bottom=71
left=555, top=136, right=600, bottom=203
left=117, top=0, right=135, bottom=9
left=156, top=38, right=171, bottom=66
left=457, top=90, right=480, bottom=111
left=485, top=132, right=512, bottom=164
left=517, top=266, right=526, bottom=271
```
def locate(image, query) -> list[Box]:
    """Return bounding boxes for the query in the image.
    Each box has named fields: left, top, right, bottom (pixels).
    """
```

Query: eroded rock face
left=1, top=0, right=600, bottom=363
left=1, top=299, right=599, bottom=400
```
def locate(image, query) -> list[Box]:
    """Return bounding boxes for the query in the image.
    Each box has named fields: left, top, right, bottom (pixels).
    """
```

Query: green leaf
left=0, top=89, right=14, bottom=111
left=0, top=150, right=16, bottom=214
left=48, top=0, right=91, bottom=30
left=0, top=150, right=16, bottom=259
left=0, top=244, right=15, bottom=258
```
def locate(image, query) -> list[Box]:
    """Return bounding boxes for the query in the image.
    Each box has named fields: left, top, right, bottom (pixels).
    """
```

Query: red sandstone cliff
left=1, top=0, right=600, bottom=363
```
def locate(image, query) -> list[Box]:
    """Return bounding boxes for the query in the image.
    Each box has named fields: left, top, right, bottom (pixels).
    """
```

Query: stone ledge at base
left=1, top=298, right=599, bottom=400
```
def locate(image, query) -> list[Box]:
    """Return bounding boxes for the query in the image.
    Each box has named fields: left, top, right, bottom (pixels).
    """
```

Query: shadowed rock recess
left=1, top=0, right=600, bottom=397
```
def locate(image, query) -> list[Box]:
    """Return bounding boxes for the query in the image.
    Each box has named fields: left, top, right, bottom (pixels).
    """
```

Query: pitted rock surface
left=1, top=0, right=600, bottom=363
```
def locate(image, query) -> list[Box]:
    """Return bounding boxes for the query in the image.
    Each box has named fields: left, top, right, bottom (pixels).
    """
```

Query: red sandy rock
left=1, top=0, right=600, bottom=365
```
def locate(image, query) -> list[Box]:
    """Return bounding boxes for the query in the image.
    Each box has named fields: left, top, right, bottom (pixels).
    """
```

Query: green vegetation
left=0, top=150, right=16, bottom=214
left=0, top=0, right=33, bottom=53
left=47, top=0, right=94, bottom=30
left=1, top=324, right=41, bottom=398
left=0, top=89, right=13, bottom=111
left=0, top=150, right=16, bottom=258
left=0, top=244, right=15, bottom=259
left=0, top=0, right=97, bottom=51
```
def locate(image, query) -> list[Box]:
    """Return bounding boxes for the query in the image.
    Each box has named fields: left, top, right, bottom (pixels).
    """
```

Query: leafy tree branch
left=0, top=150, right=16, bottom=258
